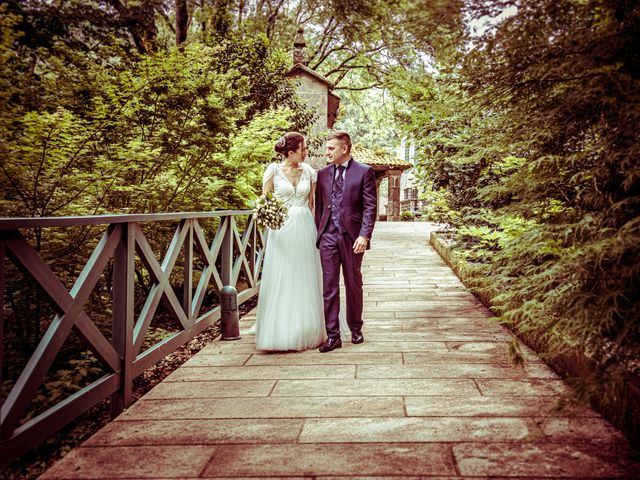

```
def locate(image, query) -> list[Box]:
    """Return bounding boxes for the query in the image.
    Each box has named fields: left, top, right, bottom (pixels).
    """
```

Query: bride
left=254, top=132, right=326, bottom=351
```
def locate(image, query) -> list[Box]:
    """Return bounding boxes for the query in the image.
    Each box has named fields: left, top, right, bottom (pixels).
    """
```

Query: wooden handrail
left=0, top=211, right=264, bottom=467
left=0, top=210, right=251, bottom=230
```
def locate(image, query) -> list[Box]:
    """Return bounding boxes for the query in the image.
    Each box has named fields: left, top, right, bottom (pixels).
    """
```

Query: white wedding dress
left=254, top=162, right=327, bottom=351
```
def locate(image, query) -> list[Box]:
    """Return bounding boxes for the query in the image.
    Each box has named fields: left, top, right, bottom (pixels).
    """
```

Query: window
left=404, top=187, right=418, bottom=200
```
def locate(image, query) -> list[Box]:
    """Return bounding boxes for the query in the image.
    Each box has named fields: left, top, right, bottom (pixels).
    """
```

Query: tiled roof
left=352, top=144, right=412, bottom=169
left=287, top=63, right=335, bottom=89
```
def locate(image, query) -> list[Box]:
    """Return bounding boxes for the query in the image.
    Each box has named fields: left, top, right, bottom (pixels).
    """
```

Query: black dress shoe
left=351, top=331, right=364, bottom=344
left=319, top=337, right=342, bottom=353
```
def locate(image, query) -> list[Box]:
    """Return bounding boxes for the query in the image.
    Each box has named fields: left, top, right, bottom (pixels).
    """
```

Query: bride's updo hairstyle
left=274, top=131, right=305, bottom=157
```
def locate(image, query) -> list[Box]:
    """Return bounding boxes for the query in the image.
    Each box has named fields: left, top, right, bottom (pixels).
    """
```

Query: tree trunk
left=107, top=0, right=158, bottom=54
left=205, top=0, right=232, bottom=39
left=176, top=0, right=189, bottom=46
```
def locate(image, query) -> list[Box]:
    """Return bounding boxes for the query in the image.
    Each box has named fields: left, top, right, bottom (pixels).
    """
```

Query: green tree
left=0, top=0, right=311, bottom=385
left=395, top=0, right=640, bottom=389
left=334, top=88, right=402, bottom=152
left=187, top=0, right=464, bottom=90
left=462, top=0, right=640, bottom=351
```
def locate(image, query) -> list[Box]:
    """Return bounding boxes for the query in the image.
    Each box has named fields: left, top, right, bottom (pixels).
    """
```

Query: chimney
left=293, top=27, right=306, bottom=65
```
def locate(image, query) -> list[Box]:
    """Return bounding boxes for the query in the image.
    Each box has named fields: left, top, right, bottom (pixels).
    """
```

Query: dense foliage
left=0, top=3, right=311, bottom=475
left=0, top=0, right=311, bottom=388
left=0, top=15, right=310, bottom=218
left=394, top=0, right=640, bottom=396
left=1, top=1, right=461, bottom=475
left=4, top=0, right=639, bottom=472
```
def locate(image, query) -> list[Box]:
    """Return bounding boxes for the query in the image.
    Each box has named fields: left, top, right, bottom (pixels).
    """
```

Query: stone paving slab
left=198, top=342, right=266, bottom=354
left=367, top=300, right=486, bottom=310
left=245, top=351, right=403, bottom=365
left=120, top=396, right=406, bottom=419
left=536, top=417, right=629, bottom=444
left=41, top=445, right=216, bottom=479
left=356, top=363, right=557, bottom=379
left=362, top=331, right=512, bottom=341
left=141, top=380, right=275, bottom=399
left=364, top=291, right=479, bottom=300
left=182, top=354, right=251, bottom=367
left=271, top=378, right=480, bottom=397
left=64, top=477, right=627, bottom=480
left=400, top=331, right=511, bottom=341
left=403, top=350, right=544, bottom=364
left=44, top=477, right=632, bottom=480
left=452, top=443, right=637, bottom=478
left=366, top=286, right=469, bottom=293
left=394, top=308, right=494, bottom=318
left=201, top=443, right=457, bottom=477
left=82, top=419, right=303, bottom=446
left=312, top=477, right=598, bottom=480
left=400, top=317, right=506, bottom=327
left=164, top=365, right=357, bottom=381
left=298, top=417, right=533, bottom=443
left=476, top=378, right=573, bottom=396
left=298, top=340, right=451, bottom=353
left=41, top=222, right=639, bottom=479
left=403, top=395, right=598, bottom=418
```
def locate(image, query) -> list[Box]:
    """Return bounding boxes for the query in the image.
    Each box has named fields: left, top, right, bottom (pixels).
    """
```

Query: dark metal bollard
left=220, top=285, right=241, bottom=340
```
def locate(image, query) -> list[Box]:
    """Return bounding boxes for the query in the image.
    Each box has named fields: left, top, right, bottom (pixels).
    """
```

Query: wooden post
left=111, top=223, right=135, bottom=417
left=221, top=216, right=233, bottom=287
left=248, top=218, right=256, bottom=281
left=183, top=219, right=193, bottom=323
left=0, top=211, right=259, bottom=463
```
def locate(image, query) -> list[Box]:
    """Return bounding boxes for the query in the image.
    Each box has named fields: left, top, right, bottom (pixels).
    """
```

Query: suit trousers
left=319, top=222, right=364, bottom=339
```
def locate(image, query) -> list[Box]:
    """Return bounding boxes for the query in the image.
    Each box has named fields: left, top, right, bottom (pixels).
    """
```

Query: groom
left=315, top=131, right=377, bottom=353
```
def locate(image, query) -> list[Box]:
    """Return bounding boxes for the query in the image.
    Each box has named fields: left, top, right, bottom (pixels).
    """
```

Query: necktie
left=333, top=165, right=345, bottom=194
left=331, top=165, right=345, bottom=232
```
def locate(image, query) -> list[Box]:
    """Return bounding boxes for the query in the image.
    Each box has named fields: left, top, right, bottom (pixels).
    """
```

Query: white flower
left=253, top=192, right=288, bottom=230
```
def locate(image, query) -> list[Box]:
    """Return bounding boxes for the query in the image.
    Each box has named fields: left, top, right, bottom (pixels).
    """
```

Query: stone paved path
left=42, top=222, right=639, bottom=479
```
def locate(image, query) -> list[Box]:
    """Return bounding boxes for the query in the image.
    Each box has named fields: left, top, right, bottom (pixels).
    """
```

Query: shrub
left=400, top=211, right=415, bottom=221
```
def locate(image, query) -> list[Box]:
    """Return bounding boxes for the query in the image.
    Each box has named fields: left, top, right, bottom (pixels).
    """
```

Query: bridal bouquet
left=253, top=192, right=288, bottom=230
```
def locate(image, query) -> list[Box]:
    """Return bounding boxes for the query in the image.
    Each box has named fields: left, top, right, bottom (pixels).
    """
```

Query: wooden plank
left=111, top=223, right=135, bottom=414
left=2, top=229, right=119, bottom=436
left=0, top=212, right=262, bottom=466
left=183, top=219, right=193, bottom=326
left=1, top=374, right=120, bottom=469
left=0, top=211, right=252, bottom=230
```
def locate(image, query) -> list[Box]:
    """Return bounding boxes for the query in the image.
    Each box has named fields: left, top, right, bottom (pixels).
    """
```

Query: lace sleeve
left=305, top=163, right=318, bottom=183
left=262, top=163, right=276, bottom=188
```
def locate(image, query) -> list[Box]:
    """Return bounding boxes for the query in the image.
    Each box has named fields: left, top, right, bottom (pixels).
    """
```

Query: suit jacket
left=315, top=159, right=377, bottom=247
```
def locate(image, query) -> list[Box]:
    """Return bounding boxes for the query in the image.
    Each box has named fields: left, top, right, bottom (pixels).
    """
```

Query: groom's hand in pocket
left=353, top=236, right=368, bottom=254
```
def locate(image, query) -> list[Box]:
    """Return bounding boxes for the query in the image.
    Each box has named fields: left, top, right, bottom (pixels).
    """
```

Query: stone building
left=286, top=29, right=412, bottom=220
left=286, top=28, right=340, bottom=170
left=351, top=145, right=412, bottom=222
left=397, top=138, right=424, bottom=214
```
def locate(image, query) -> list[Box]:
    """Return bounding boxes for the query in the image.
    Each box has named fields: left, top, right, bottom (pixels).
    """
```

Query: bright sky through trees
left=467, top=4, right=517, bottom=37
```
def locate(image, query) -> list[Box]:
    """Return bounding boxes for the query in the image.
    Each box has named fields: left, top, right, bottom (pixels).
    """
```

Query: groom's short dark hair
left=328, top=131, right=352, bottom=152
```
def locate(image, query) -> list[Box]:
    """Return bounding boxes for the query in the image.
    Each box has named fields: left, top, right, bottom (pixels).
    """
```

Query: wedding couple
left=255, top=131, right=377, bottom=353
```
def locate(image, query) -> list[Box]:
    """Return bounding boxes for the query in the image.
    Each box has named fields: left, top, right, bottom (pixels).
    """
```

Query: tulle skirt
left=255, top=205, right=327, bottom=351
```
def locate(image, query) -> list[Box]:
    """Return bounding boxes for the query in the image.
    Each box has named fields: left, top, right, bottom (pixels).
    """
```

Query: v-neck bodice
left=263, top=162, right=317, bottom=208
left=278, top=164, right=303, bottom=189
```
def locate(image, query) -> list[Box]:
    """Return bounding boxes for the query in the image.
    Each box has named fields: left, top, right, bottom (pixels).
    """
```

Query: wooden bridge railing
left=0, top=211, right=264, bottom=467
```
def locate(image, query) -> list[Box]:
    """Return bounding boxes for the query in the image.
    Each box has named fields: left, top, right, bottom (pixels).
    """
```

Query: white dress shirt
left=334, top=159, right=351, bottom=179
